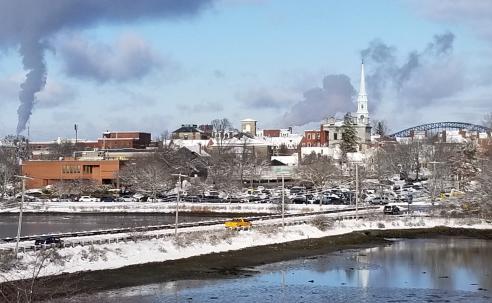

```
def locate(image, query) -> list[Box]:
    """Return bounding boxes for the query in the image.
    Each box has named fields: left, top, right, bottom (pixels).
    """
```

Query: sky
left=0, top=0, right=491, bottom=141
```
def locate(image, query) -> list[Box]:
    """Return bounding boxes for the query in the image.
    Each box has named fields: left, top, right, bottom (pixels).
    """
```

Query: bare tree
left=211, top=118, right=233, bottom=154
left=0, top=248, right=74, bottom=303
left=482, top=112, right=492, bottom=129
left=297, top=154, right=340, bottom=188
left=0, top=145, right=18, bottom=202
left=373, top=120, right=390, bottom=137
left=206, top=149, right=242, bottom=197
left=52, top=179, right=104, bottom=199
left=119, top=153, right=175, bottom=201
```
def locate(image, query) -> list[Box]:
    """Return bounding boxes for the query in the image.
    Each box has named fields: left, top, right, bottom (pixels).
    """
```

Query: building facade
left=21, top=159, right=122, bottom=189
left=321, top=62, right=372, bottom=149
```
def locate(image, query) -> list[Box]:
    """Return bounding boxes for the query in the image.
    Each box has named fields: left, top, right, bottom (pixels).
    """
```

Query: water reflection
left=63, top=238, right=492, bottom=303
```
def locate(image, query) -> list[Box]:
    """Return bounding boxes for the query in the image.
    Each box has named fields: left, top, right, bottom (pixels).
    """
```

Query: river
left=0, top=213, right=232, bottom=238
left=67, top=238, right=492, bottom=303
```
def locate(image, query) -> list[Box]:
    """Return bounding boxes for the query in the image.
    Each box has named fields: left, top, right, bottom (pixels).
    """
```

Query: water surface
left=68, top=238, right=492, bottom=303
left=0, top=213, right=228, bottom=238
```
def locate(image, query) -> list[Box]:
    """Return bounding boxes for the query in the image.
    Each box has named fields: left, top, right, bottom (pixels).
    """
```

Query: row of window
left=62, top=165, right=98, bottom=174
left=306, top=133, right=321, bottom=140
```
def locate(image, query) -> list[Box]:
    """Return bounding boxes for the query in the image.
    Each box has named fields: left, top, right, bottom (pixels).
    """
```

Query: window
left=62, top=165, right=80, bottom=174
left=334, top=133, right=338, bottom=140
left=83, top=165, right=96, bottom=174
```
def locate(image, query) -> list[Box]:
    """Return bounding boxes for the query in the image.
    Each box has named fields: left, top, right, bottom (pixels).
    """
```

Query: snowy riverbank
left=2, top=215, right=491, bottom=283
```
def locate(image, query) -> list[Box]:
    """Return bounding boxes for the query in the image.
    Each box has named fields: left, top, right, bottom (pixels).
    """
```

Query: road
left=0, top=213, right=232, bottom=238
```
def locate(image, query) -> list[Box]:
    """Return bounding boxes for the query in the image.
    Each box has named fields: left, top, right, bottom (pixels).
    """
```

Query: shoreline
left=4, top=226, right=492, bottom=300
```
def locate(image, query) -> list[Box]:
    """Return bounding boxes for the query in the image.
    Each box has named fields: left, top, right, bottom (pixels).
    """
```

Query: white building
left=321, top=62, right=372, bottom=148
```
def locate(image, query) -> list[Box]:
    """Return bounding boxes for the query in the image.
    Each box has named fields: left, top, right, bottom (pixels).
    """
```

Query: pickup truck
left=224, top=218, right=252, bottom=229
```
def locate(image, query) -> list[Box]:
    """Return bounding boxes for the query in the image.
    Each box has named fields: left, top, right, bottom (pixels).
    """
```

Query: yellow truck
left=224, top=218, right=252, bottom=229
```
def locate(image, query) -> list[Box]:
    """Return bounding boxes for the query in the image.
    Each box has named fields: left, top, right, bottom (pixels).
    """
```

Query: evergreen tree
left=340, top=113, right=358, bottom=161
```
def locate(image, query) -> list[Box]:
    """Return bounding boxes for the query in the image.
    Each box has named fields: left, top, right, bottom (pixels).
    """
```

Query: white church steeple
left=356, top=61, right=369, bottom=125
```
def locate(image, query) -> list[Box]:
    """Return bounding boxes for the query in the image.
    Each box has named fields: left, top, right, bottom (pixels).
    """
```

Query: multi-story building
left=98, top=131, right=151, bottom=149
left=300, top=129, right=329, bottom=147
left=172, top=124, right=210, bottom=140
left=240, top=118, right=257, bottom=136
left=21, top=159, right=122, bottom=189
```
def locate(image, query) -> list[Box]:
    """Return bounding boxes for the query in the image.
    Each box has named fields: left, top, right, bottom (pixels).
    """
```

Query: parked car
left=383, top=205, right=401, bottom=215
left=79, top=196, right=99, bottom=202
left=291, top=194, right=308, bottom=204
left=101, top=196, right=115, bottom=202
left=34, top=236, right=63, bottom=246
left=369, top=196, right=390, bottom=205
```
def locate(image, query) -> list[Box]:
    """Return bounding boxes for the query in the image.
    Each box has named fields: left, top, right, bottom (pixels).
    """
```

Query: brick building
left=21, top=159, right=122, bottom=189
left=300, top=128, right=329, bottom=147
left=98, top=131, right=151, bottom=149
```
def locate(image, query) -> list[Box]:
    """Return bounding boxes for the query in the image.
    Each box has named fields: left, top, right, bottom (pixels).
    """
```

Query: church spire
left=359, top=60, right=367, bottom=97
left=356, top=60, right=369, bottom=124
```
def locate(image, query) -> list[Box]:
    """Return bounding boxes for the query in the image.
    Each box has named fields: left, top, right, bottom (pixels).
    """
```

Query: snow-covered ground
left=1, top=215, right=490, bottom=282
left=0, top=201, right=352, bottom=214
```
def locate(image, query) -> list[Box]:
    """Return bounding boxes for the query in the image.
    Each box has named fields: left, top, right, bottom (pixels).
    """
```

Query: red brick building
left=262, top=129, right=281, bottom=137
left=21, top=159, right=122, bottom=189
left=300, top=127, right=329, bottom=147
left=98, top=131, right=151, bottom=149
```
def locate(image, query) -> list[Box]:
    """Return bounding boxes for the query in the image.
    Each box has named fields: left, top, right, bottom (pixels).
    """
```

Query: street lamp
left=278, top=173, right=291, bottom=229
left=347, top=152, right=363, bottom=220
left=171, top=173, right=188, bottom=237
left=14, top=175, right=33, bottom=258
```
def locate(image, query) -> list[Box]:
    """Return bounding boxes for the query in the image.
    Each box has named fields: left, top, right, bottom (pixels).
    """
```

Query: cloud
left=236, top=88, right=293, bottom=109
left=361, top=32, right=460, bottom=107
left=213, top=69, right=225, bottom=79
left=36, top=80, right=77, bottom=108
left=177, top=101, right=224, bottom=113
left=57, top=33, right=168, bottom=82
left=0, top=0, right=214, bottom=134
left=281, top=74, right=356, bottom=126
left=410, top=0, right=492, bottom=41
left=280, top=31, right=468, bottom=130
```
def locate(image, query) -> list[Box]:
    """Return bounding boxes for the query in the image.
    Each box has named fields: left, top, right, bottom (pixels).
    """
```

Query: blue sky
left=0, top=0, right=491, bottom=140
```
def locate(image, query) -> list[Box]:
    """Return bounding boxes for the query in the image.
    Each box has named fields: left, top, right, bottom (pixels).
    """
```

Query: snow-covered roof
left=347, top=152, right=364, bottom=163
left=260, top=135, right=302, bottom=147
left=183, top=145, right=211, bottom=157
left=211, top=137, right=270, bottom=147
left=172, top=139, right=211, bottom=147
left=271, top=155, right=298, bottom=166
left=240, top=118, right=257, bottom=122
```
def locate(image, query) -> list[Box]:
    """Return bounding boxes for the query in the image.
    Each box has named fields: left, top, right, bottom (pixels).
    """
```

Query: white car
left=79, top=196, right=99, bottom=202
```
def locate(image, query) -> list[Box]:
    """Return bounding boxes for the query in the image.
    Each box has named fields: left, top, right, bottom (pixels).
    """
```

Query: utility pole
left=172, top=173, right=187, bottom=237
left=14, top=175, right=33, bottom=258
left=355, top=163, right=359, bottom=220
left=281, top=174, right=285, bottom=228
left=74, top=124, right=78, bottom=145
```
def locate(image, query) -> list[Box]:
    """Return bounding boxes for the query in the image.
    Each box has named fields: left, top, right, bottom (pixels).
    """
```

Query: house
left=172, top=124, right=210, bottom=140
